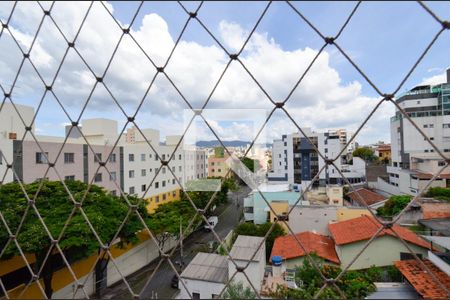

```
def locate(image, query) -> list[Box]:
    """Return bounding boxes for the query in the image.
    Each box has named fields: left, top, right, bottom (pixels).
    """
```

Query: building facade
left=386, top=69, right=450, bottom=195
left=268, top=128, right=365, bottom=189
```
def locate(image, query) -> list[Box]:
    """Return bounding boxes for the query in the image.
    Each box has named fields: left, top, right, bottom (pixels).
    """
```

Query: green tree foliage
left=147, top=199, right=199, bottom=253
left=425, top=187, right=450, bottom=201
left=352, top=147, right=377, bottom=162
left=233, top=222, right=285, bottom=260
left=181, top=177, right=236, bottom=213
left=376, top=195, right=412, bottom=217
left=240, top=157, right=260, bottom=173
left=0, top=180, right=147, bottom=298
left=270, top=256, right=376, bottom=299
left=223, top=281, right=257, bottom=299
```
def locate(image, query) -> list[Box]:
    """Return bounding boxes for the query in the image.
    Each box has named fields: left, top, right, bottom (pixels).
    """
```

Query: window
left=109, top=153, right=116, bottom=163
left=0, top=150, right=2, bottom=165
left=129, top=170, right=135, bottom=178
left=94, top=153, right=102, bottom=162
left=162, top=180, right=166, bottom=187
left=155, top=182, right=159, bottom=188
left=129, top=154, right=134, bottom=162
left=173, top=191, right=176, bottom=197
left=111, top=190, right=117, bottom=196
left=149, top=153, right=152, bottom=159
left=94, top=173, right=102, bottom=182
left=429, top=124, right=434, bottom=128
left=179, top=154, right=182, bottom=160
left=172, top=179, right=175, bottom=185
left=110, top=172, right=117, bottom=181
left=218, top=168, right=221, bottom=172
left=212, top=168, right=215, bottom=172
left=400, top=252, right=422, bottom=260
left=425, top=149, right=429, bottom=153
left=155, top=196, right=159, bottom=203
left=162, top=167, right=166, bottom=174
left=172, top=166, right=175, bottom=172
left=150, top=168, right=153, bottom=172
left=65, top=175, right=75, bottom=181
left=443, top=123, right=450, bottom=128
left=141, top=154, right=146, bottom=161
left=438, top=161, right=446, bottom=166
left=129, top=186, right=135, bottom=194
left=163, top=194, right=166, bottom=200
left=64, top=152, right=74, bottom=163
left=179, top=166, right=182, bottom=172
left=141, top=184, right=146, bottom=192
left=211, top=162, right=215, bottom=166
left=36, top=152, right=49, bottom=164
left=141, top=169, right=146, bottom=176
left=162, top=154, right=166, bottom=160
left=424, top=124, right=428, bottom=128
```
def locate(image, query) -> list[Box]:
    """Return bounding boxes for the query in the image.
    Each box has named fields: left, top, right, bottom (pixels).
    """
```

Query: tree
left=352, top=147, right=377, bottom=162
left=376, top=195, right=411, bottom=217
left=240, top=157, right=260, bottom=173
left=425, top=187, right=450, bottom=201
left=146, top=199, right=199, bottom=255
left=269, top=256, right=376, bottom=299
left=233, top=222, right=285, bottom=260
left=223, top=281, right=257, bottom=299
left=0, top=180, right=147, bottom=298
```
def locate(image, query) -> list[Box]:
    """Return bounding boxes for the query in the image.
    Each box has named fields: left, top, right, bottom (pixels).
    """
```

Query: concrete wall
left=228, top=259, right=265, bottom=293
left=177, top=279, right=224, bottom=299
left=335, top=235, right=429, bottom=270
left=288, top=206, right=338, bottom=235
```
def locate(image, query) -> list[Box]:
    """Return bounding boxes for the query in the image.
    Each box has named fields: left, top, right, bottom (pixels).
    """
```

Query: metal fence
left=0, top=1, right=449, bottom=299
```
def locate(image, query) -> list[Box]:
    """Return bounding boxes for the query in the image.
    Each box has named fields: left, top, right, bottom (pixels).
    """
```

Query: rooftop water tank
left=272, top=255, right=282, bottom=266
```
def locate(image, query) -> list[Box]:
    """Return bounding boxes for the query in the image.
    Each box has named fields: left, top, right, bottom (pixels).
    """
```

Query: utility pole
left=180, top=217, right=184, bottom=269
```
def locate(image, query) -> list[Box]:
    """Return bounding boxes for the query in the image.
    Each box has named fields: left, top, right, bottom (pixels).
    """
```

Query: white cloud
left=419, top=72, right=447, bottom=86
left=0, top=2, right=390, bottom=144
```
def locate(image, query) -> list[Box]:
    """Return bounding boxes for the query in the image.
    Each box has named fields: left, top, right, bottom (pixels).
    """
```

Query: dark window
left=129, top=170, right=135, bottom=178
left=163, top=194, right=166, bottom=200
left=193, top=293, right=200, bottom=299
left=65, top=175, right=75, bottom=181
left=129, top=186, right=135, bottom=194
left=141, top=154, right=146, bottom=161
left=129, top=153, right=134, bottom=162
left=109, top=153, right=116, bottom=163
left=141, top=184, right=146, bottom=192
left=155, top=182, right=159, bottom=188
left=94, top=153, right=102, bottom=162
left=94, top=173, right=102, bottom=182
left=400, top=252, right=422, bottom=260
left=64, top=152, right=74, bottom=163
left=36, top=152, right=49, bottom=164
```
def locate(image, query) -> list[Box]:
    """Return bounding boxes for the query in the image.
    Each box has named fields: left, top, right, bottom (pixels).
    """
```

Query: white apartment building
left=268, top=128, right=365, bottom=189
left=0, top=103, right=34, bottom=183
left=383, top=69, right=450, bottom=195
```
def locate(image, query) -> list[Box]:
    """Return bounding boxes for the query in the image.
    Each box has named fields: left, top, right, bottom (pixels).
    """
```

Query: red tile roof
left=328, top=215, right=432, bottom=249
left=411, top=170, right=450, bottom=180
left=422, top=203, right=450, bottom=219
left=346, top=188, right=386, bottom=206
left=270, top=231, right=340, bottom=264
left=395, top=259, right=450, bottom=299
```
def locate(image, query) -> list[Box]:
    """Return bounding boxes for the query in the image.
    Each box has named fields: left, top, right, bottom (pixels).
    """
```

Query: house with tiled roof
left=346, top=188, right=386, bottom=208
left=270, top=231, right=340, bottom=269
left=328, top=215, right=432, bottom=270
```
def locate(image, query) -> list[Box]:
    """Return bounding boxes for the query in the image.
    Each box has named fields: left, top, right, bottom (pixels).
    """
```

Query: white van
left=204, top=216, right=218, bottom=231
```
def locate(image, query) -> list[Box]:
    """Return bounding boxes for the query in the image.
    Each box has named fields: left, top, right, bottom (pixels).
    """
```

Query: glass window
left=141, top=154, right=146, bottom=161
left=129, top=170, right=135, bottom=178
left=65, top=175, right=75, bottom=181
left=179, top=154, right=182, bottom=160
left=141, top=169, right=146, bottom=176
left=94, top=153, right=102, bottom=162
left=110, top=172, right=117, bottom=181
left=163, top=194, right=166, bottom=200
left=129, top=153, right=134, bottom=162
left=36, top=152, right=49, bottom=164
left=129, top=186, right=135, bottom=194
left=155, top=196, right=159, bottom=203
left=162, top=180, right=166, bottom=187
left=162, top=167, right=166, bottom=174
left=141, top=184, right=146, bottom=192
left=64, top=152, right=74, bottom=164
left=94, top=173, right=102, bottom=182
left=155, top=182, right=159, bottom=188
left=109, top=153, right=116, bottom=163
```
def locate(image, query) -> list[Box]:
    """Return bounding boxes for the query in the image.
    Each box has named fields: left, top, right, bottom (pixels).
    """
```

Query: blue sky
left=0, top=1, right=449, bottom=145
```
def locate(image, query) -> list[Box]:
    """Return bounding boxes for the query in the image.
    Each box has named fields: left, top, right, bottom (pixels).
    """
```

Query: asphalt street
left=101, top=185, right=251, bottom=299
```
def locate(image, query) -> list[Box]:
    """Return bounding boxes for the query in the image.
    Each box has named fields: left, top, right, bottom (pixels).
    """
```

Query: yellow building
left=336, top=207, right=372, bottom=221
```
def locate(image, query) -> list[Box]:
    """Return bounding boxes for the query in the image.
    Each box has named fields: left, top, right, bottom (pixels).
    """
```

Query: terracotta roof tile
left=328, top=215, right=432, bottom=249
left=270, top=231, right=340, bottom=264
left=347, top=188, right=386, bottom=206
left=422, top=203, right=450, bottom=219
left=395, top=259, right=450, bottom=299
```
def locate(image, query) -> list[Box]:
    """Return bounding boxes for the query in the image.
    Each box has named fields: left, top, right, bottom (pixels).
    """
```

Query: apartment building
left=384, top=68, right=450, bottom=195
left=207, top=147, right=231, bottom=178
left=268, top=128, right=365, bottom=189
left=1, top=104, right=206, bottom=212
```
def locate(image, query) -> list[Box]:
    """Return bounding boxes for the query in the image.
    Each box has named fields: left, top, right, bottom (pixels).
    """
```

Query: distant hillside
left=196, top=140, right=272, bottom=148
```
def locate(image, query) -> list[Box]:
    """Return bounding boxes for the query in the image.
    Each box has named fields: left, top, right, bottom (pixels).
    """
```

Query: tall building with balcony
left=268, top=128, right=365, bottom=189
left=386, top=68, right=450, bottom=195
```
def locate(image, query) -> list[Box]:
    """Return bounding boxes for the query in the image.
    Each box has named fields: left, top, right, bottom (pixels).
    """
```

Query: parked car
left=204, top=216, right=218, bottom=231
left=171, top=274, right=179, bottom=289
